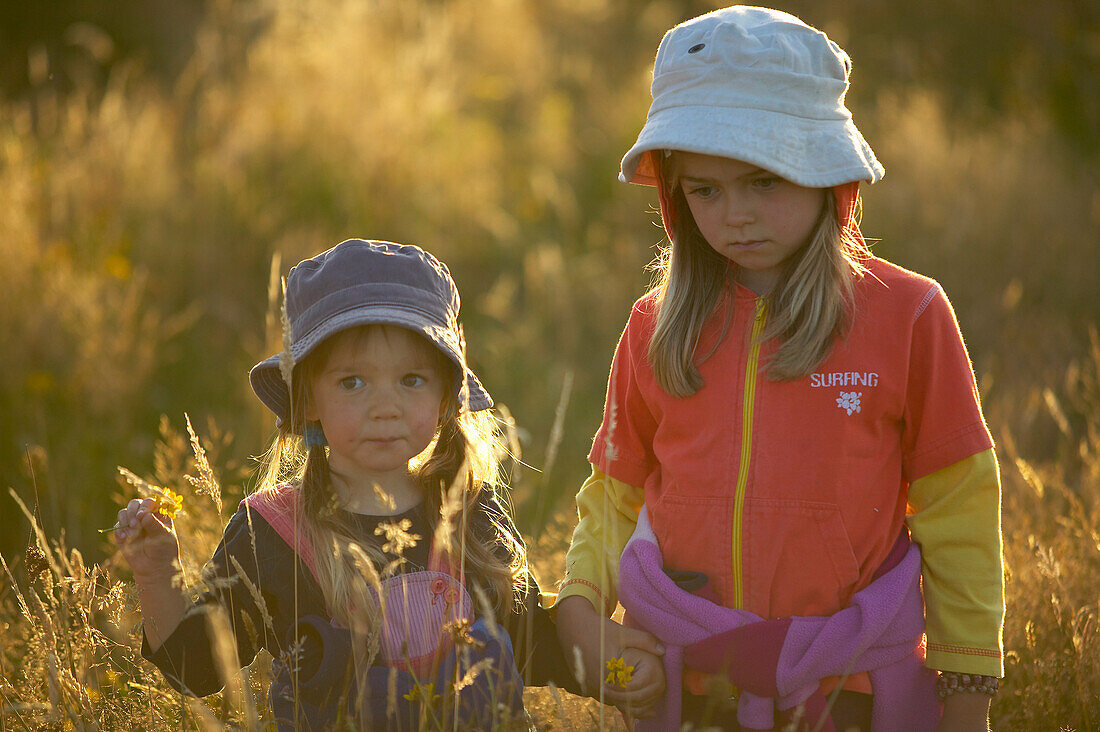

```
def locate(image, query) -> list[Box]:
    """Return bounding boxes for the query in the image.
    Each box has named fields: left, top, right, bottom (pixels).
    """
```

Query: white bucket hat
left=620, top=6, right=884, bottom=189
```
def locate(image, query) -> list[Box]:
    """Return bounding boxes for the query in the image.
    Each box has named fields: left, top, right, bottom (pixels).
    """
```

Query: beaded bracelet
left=936, top=672, right=1000, bottom=699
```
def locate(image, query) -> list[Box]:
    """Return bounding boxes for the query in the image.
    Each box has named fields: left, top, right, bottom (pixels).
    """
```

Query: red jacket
left=590, top=257, right=993, bottom=620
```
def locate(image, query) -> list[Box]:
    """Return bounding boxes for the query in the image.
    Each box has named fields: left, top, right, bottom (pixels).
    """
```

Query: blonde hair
left=648, top=152, right=868, bottom=396
left=255, top=325, right=526, bottom=674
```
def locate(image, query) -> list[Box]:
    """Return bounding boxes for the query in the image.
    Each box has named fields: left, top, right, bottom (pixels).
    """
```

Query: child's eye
left=338, top=376, right=364, bottom=391
left=685, top=184, right=717, bottom=199
left=752, top=177, right=780, bottom=190
left=401, top=373, right=427, bottom=388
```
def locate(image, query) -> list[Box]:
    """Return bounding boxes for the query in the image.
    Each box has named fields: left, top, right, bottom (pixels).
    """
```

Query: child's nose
left=368, top=386, right=402, bottom=417
left=724, top=193, right=754, bottom=227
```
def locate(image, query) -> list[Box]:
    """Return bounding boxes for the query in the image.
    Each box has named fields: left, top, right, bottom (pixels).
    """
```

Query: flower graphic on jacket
left=374, top=518, right=421, bottom=555
left=836, top=391, right=862, bottom=415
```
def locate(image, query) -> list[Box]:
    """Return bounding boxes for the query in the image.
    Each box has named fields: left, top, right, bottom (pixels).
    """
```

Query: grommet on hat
left=620, top=6, right=884, bottom=190
left=249, top=240, right=493, bottom=431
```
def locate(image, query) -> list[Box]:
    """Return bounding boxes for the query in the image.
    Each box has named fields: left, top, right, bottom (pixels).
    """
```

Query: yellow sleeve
left=552, top=467, right=643, bottom=616
left=906, top=448, right=1005, bottom=676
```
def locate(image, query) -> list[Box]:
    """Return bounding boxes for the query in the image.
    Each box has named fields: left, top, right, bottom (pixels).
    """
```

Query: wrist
left=940, top=691, right=991, bottom=731
left=131, top=565, right=180, bottom=591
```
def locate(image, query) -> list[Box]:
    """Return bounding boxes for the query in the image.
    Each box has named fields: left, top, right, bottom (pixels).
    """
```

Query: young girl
left=555, top=7, right=1004, bottom=732
left=116, top=239, right=578, bottom=730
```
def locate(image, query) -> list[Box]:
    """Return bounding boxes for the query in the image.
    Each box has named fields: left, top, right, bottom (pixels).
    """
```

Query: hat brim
left=620, top=104, right=884, bottom=189
left=249, top=307, right=493, bottom=428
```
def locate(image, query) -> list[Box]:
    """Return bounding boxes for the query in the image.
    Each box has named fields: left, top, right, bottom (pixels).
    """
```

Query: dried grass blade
left=184, top=413, right=222, bottom=513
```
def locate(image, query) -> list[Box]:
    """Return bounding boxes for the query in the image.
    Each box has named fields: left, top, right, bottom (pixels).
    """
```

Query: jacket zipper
left=732, top=297, right=767, bottom=608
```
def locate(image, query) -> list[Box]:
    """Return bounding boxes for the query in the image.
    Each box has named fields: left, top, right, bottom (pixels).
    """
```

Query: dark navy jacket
left=143, top=493, right=579, bottom=729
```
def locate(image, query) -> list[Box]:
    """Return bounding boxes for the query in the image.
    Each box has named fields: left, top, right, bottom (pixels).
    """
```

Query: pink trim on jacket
left=241, top=485, right=471, bottom=679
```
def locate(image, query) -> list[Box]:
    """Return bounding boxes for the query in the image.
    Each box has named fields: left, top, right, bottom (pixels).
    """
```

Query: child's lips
left=731, top=239, right=766, bottom=250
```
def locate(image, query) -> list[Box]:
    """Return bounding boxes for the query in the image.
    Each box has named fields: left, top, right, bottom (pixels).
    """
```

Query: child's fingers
left=603, top=683, right=662, bottom=717
left=115, top=501, right=142, bottom=542
left=121, top=498, right=155, bottom=525
left=607, top=681, right=661, bottom=706
left=602, top=666, right=664, bottom=704
left=116, top=498, right=168, bottom=541
left=608, top=673, right=664, bottom=703
left=140, top=510, right=169, bottom=530
left=621, top=700, right=658, bottom=720
left=618, top=625, right=665, bottom=657
left=606, top=651, right=665, bottom=714
left=620, top=688, right=663, bottom=719
left=119, top=499, right=140, bottom=526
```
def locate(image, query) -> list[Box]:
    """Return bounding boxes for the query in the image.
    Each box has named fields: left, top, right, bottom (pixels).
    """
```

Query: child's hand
left=113, top=497, right=181, bottom=586
left=112, top=497, right=189, bottom=651
left=612, top=645, right=666, bottom=722
left=555, top=595, right=666, bottom=718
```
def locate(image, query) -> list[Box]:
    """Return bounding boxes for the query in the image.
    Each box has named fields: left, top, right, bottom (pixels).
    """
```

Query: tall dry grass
left=1, top=0, right=1098, bottom=728
left=3, top=367, right=1099, bottom=729
left=2, top=415, right=596, bottom=730
left=992, top=333, right=1100, bottom=729
left=0, top=417, right=272, bottom=730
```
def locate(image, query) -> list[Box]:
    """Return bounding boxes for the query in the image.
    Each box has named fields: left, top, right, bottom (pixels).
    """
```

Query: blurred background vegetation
left=1, top=0, right=1098, bottom=726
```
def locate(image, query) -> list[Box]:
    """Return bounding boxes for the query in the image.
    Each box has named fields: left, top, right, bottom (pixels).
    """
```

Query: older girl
left=556, top=7, right=1003, bottom=731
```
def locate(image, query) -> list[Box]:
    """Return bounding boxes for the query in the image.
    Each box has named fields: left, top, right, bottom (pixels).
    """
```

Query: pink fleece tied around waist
left=618, top=507, right=940, bottom=731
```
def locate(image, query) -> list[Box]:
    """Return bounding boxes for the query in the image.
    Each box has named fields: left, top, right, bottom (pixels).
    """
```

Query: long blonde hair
left=255, top=325, right=526, bottom=671
left=648, top=152, right=869, bottom=396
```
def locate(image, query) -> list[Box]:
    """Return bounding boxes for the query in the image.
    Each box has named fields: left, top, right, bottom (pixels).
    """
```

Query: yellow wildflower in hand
left=156, top=489, right=184, bottom=519
left=605, top=656, right=635, bottom=688
left=116, top=467, right=183, bottom=519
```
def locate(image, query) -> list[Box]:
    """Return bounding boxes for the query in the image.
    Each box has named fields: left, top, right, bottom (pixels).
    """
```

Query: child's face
left=677, top=152, right=826, bottom=294
left=305, top=325, right=447, bottom=488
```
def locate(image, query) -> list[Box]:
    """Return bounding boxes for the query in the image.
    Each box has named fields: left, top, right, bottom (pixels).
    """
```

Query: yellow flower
left=104, top=253, right=133, bottom=281
left=99, top=484, right=184, bottom=533
left=605, top=656, right=635, bottom=689
left=156, top=489, right=184, bottom=519
left=403, top=682, right=442, bottom=705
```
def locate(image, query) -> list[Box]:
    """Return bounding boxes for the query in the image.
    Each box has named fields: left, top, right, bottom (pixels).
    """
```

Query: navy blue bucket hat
left=250, top=239, right=492, bottom=428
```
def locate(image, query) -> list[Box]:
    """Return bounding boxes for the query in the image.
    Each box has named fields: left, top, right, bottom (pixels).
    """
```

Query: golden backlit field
left=1, top=0, right=1098, bottom=729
